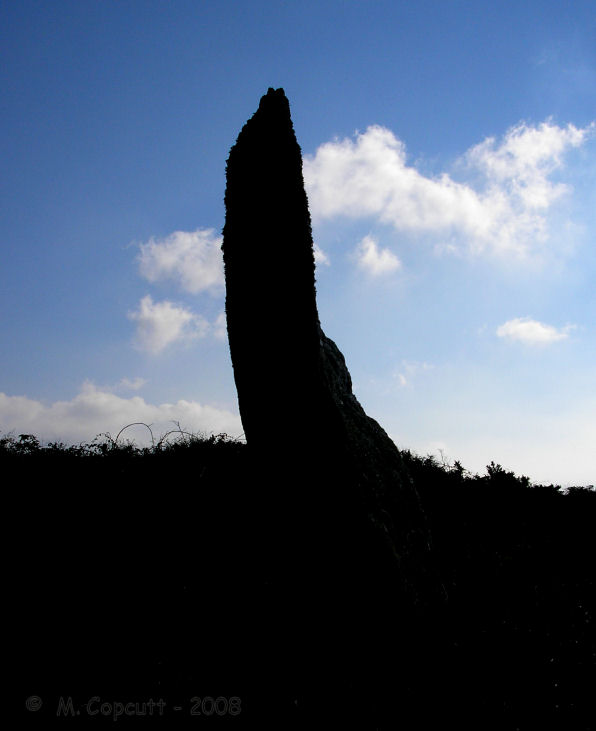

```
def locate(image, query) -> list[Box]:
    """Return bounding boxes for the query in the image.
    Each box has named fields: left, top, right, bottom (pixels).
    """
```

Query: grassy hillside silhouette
left=10, top=429, right=594, bottom=728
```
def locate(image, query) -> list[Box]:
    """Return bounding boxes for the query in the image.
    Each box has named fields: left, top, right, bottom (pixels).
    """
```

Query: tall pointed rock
left=222, top=86, right=442, bottom=718
left=222, top=87, right=335, bottom=450
left=223, top=87, right=432, bottom=585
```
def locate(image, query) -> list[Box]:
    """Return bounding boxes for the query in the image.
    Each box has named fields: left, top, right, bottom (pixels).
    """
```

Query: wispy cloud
left=0, top=382, right=242, bottom=446
left=496, top=317, right=574, bottom=345
left=394, top=360, right=434, bottom=388
left=137, top=228, right=224, bottom=294
left=115, top=377, right=148, bottom=392
left=304, top=119, right=594, bottom=258
left=213, top=311, right=227, bottom=341
left=128, top=295, right=210, bottom=354
left=313, top=243, right=330, bottom=266
left=353, top=234, right=401, bottom=276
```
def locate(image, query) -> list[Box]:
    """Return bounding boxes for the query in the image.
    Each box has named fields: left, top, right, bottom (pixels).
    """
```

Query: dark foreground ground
left=8, top=432, right=594, bottom=728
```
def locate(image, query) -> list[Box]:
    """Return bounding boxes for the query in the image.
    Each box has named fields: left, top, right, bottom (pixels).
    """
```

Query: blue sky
left=1, top=0, right=594, bottom=485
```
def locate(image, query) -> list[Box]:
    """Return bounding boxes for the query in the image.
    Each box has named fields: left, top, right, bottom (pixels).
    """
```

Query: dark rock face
left=222, top=88, right=335, bottom=452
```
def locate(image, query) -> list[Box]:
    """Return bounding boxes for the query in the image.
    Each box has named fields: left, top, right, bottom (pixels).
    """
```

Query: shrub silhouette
left=9, top=429, right=594, bottom=727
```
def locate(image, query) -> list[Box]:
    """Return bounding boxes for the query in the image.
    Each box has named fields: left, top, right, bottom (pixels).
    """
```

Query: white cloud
left=496, top=317, right=574, bottom=345
left=0, top=382, right=243, bottom=446
left=213, top=311, right=227, bottom=341
left=354, top=234, right=401, bottom=276
left=465, top=120, right=588, bottom=209
left=128, top=295, right=210, bottom=354
left=313, top=243, right=330, bottom=266
left=137, top=228, right=224, bottom=294
left=303, top=120, right=594, bottom=258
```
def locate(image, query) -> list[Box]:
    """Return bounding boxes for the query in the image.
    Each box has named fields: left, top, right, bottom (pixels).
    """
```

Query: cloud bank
left=304, top=119, right=593, bottom=257
left=0, top=382, right=242, bottom=446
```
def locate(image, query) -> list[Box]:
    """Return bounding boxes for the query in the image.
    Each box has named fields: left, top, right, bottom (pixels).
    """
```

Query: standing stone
left=223, top=86, right=432, bottom=583
left=222, top=88, right=441, bottom=720
left=222, top=87, right=337, bottom=452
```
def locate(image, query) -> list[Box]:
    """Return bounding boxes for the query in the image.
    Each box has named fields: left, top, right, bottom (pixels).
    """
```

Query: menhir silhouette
left=222, top=88, right=441, bottom=721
